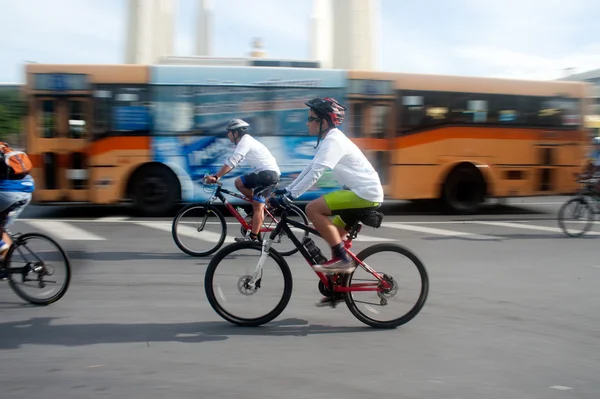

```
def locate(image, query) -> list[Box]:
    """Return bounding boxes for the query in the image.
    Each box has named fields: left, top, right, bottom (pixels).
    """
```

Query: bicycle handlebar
left=202, top=174, right=223, bottom=187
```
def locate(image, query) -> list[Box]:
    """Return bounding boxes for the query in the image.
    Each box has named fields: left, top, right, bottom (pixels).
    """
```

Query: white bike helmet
left=226, top=119, right=250, bottom=132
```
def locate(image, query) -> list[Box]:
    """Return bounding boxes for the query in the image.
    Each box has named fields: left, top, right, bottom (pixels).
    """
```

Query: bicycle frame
left=248, top=202, right=393, bottom=293
left=203, top=183, right=284, bottom=234
left=0, top=232, right=44, bottom=278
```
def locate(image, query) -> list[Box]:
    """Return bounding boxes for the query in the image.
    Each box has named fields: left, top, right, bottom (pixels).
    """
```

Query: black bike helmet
left=305, top=97, right=346, bottom=147
left=305, top=97, right=346, bottom=126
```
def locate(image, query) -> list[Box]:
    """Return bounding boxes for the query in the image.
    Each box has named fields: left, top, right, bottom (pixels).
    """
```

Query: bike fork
left=247, top=237, right=273, bottom=289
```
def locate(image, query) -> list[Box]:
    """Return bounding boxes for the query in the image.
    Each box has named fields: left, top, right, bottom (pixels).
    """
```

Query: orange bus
left=22, top=63, right=590, bottom=215
left=346, top=70, right=591, bottom=213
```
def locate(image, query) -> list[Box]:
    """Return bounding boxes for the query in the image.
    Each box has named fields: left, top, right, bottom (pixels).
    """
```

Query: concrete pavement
left=0, top=197, right=598, bottom=399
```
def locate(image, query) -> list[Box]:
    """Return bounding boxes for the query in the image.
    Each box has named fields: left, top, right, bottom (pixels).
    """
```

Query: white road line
left=471, top=221, right=600, bottom=235
left=550, top=386, right=572, bottom=391
left=381, top=222, right=501, bottom=240
left=24, top=221, right=106, bottom=241
left=135, top=221, right=236, bottom=243
left=94, top=216, right=130, bottom=222
left=352, top=233, right=395, bottom=242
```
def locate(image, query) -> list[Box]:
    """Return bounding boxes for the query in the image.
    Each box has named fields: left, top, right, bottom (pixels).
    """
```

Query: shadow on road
left=0, top=317, right=381, bottom=349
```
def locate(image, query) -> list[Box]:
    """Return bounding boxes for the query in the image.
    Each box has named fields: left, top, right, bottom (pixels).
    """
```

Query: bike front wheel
left=557, top=197, right=595, bottom=237
left=343, top=243, right=429, bottom=329
left=5, top=232, right=71, bottom=306
left=172, top=203, right=227, bottom=256
left=204, top=241, right=293, bottom=327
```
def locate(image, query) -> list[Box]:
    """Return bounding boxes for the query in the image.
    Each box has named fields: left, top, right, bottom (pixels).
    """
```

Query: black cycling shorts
left=240, top=170, right=280, bottom=203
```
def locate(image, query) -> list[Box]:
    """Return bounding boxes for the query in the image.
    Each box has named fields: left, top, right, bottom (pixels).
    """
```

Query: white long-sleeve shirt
left=225, top=135, right=280, bottom=174
left=286, top=129, right=384, bottom=202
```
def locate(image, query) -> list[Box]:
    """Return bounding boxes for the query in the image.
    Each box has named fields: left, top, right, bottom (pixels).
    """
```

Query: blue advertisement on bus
left=152, top=134, right=342, bottom=202
left=149, top=66, right=348, bottom=203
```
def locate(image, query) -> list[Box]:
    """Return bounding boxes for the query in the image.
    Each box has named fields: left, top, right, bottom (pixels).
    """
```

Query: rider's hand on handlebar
left=269, top=189, right=294, bottom=208
left=204, top=175, right=218, bottom=184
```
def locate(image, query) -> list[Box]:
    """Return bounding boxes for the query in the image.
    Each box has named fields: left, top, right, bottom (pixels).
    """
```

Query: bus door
left=347, top=99, right=394, bottom=192
left=33, top=95, right=91, bottom=202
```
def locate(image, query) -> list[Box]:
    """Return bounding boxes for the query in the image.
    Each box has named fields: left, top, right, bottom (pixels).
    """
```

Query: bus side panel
left=390, top=126, right=584, bottom=200
left=87, top=136, right=151, bottom=204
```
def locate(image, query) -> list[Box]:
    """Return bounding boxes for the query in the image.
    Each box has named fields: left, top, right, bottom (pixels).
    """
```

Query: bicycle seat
left=1, top=199, right=28, bottom=216
left=356, top=206, right=384, bottom=228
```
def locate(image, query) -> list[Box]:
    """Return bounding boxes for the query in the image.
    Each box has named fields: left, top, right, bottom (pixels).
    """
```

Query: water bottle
left=236, top=206, right=248, bottom=218
left=302, top=237, right=327, bottom=264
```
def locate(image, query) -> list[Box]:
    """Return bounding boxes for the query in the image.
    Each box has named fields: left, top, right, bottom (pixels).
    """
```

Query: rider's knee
left=306, top=200, right=318, bottom=215
left=234, top=177, right=244, bottom=190
left=252, top=198, right=265, bottom=210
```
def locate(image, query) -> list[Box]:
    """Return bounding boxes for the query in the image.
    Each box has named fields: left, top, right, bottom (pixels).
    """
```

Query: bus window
left=68, top=100, right=88, bottom=138
left=92, top=85, right=151, bottom=138
left=397, top=91, right=457, bottom=134
left=371, top=104, right=390, bottom=139
left=39, top=99, right=57, bottom=138
left=350, top=102, right=364, bottom=137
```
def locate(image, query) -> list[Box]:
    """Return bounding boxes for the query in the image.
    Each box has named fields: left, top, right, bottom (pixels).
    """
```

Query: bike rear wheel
left=204, top=241, right=293, bottom=327
left=5, top=232, right=71, bottom=306
left=558, top=197, right=596, bottom=237
left=172, top=203, right=227, bottom=256
left=343, top=243, right=429, bottom=329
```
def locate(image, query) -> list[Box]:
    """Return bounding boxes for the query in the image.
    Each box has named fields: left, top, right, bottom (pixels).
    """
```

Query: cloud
left=380, top=0, right=600, bottom=80
left=0, top=0, right=125, bottom=80
left=0, top=0, right=599, bottom=83
left=457, top=44, right=600, bottom=80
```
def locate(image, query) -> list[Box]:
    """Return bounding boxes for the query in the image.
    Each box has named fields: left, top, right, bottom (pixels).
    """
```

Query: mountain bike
left=0, top=200, right=71, bottom=305
left=172, top=176, right=309, bottom=257
left=558, top=175, right=600, bottom=237
left=204, top=194, right=429, bottom=329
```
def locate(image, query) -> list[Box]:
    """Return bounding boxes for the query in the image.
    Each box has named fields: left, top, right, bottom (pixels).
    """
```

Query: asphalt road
left=0, top=196, right=598, bottom=399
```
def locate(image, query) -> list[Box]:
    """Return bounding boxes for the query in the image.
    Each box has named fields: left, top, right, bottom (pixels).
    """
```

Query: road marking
left=352, top=233, right=395, bottom=242
left=135, top=221, right=236, bottom=243
left=24, top=221, right=106, bottom=241
left=550, top=385, right=572, bottom=391
left=94, top=216, right=130, bottom=222
left=381, top=222, right=501, bottom=240
left=471, top=221, right=600, bottom=235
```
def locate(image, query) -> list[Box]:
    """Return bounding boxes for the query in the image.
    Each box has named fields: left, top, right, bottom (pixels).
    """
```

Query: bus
left=22, top=63, right=590, bottom=215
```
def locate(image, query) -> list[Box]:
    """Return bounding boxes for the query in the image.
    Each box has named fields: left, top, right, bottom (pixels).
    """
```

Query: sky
left=0, top=0, right=599, bottom=83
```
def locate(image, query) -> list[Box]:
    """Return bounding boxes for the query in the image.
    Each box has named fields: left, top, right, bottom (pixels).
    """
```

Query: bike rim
left=174, top=205, right=226, bottom=255
left=7, top=234, right=70, bottom=304
left=344, top=246, right=428, bottom=328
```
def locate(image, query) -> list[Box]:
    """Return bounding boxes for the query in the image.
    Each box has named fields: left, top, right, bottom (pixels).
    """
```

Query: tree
left=0, top=89, right=26, bottom=141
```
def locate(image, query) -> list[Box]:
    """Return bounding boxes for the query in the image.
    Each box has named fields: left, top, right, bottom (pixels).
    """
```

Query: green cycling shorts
left=323, top=190, right=380, bottom=229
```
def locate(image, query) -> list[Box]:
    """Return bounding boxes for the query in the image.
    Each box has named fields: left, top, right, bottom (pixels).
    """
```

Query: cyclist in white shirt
left=206, top=119, right=281, bottom=242
left=274, top=97, right=384, bottom=305
left=581, top=136, right=600, bottom=191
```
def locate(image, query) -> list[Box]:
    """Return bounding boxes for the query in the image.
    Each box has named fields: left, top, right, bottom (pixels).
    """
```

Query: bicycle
left=172, top=175, right=309, bottom=257
left=558, top=175, right=600, bottom=237
left=204, top=194, right=429, bottom=329
left=0, top=200, right=71, bottom=305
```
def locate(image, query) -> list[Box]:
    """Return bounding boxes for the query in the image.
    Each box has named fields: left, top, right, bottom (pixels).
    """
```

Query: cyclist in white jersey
left=274, top=97, right=384, bottom=306
left=206, top=119, right=281, bottom=242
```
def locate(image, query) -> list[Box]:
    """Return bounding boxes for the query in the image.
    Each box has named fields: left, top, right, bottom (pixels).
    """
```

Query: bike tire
left=172, top=203, right=227, bottom=257
left=557, top=197, right=595, bottom=237
left=343, top=243, right=429, bottom=329
left=204, top=241, right=293, bottom=327
left=6, top=232, right=71, bottom=306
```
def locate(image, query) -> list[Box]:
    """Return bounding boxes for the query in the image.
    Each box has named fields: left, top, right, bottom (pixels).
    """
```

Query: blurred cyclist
left=206, top=119, right=281, bottom=242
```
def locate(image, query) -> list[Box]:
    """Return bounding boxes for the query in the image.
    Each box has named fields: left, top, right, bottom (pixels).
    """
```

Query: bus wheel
left=441, top=164, right=486, bottom=214
left=131, top=165, right=180, bottom=216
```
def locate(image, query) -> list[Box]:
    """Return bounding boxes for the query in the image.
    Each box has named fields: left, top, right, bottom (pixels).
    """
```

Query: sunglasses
left=307, top=116, right=320, bottom=122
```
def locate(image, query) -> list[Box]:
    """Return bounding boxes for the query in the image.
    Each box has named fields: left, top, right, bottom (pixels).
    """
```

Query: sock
left=249, top=232, right=258, bottom=240
left=331, top=242, right=352, bottom=263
